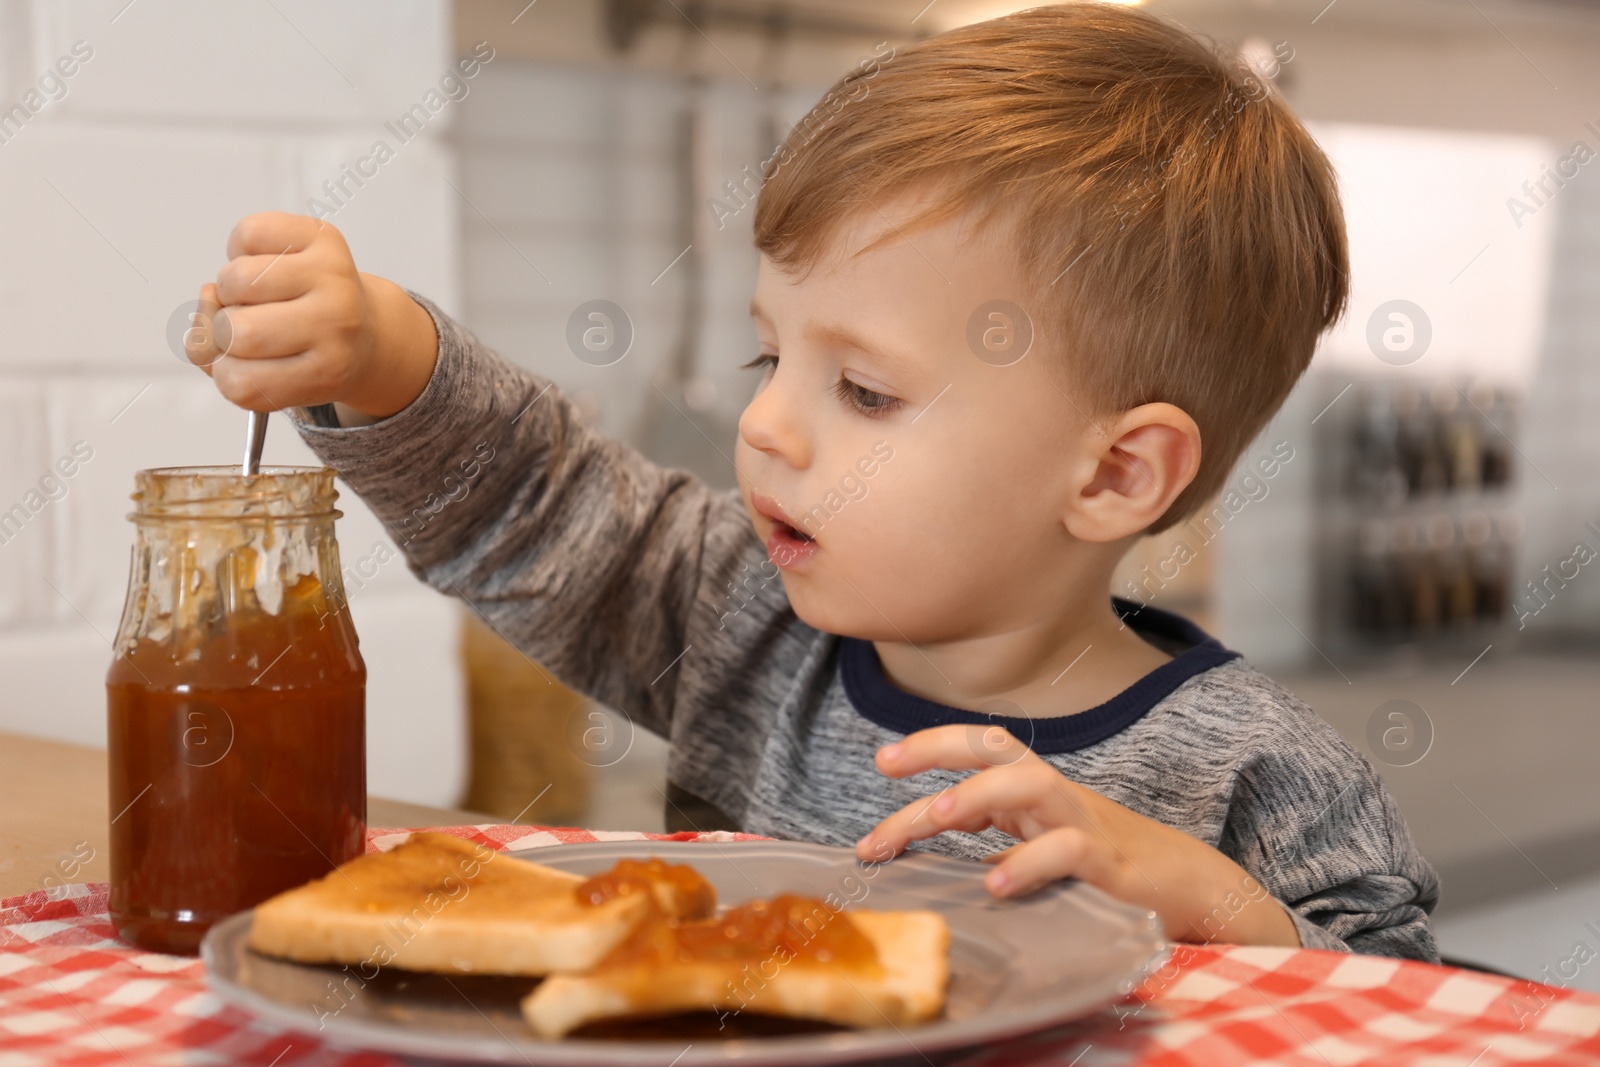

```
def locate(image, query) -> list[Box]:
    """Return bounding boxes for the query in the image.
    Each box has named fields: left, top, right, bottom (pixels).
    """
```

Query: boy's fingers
left=986, top=826, right=1107, bottom=897
left=211, top=349, right=325, bottom=412
left=853, top=791, right=944, bottom=860
left=187, top=284, right=223, bottom=373
left=875, top=723, right=1031, bottom=777
left=856, top=764, right=1063, bottom=859
left=225, top=211, right=336, bottom=260
left=940, top=763, right=1082, bottom=834
left=210, top=298, right=325, bottom=362
left=214, top=250, right=321, bottom=306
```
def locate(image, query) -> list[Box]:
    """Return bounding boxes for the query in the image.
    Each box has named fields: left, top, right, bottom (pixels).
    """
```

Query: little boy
left=194, top=4, right=1438, bottom=959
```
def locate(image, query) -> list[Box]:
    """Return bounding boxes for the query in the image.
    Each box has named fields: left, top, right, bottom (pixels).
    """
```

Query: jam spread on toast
left=577, top=857, right=715, bottom=919
left=601, top=893, right=880, bottom=972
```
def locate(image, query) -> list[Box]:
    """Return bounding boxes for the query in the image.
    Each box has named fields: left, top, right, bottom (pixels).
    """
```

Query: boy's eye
left=741, top=353, right=901, bottom=418
left=833, top=376, right=902, bottom=418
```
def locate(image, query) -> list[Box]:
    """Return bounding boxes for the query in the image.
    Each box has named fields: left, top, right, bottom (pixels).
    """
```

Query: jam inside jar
left=106, top=465, right=366, bottom=954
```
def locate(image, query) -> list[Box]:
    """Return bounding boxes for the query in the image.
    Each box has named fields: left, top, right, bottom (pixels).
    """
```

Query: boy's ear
left=1064, top=402, right=1201, bottom=543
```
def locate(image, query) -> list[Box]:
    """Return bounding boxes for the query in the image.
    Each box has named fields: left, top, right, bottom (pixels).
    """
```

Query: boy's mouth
left=766, top=520, right=818, bottom=567
left=775, top=519, right=813, bottom=543
left=751, top=493, right=819, bottom=567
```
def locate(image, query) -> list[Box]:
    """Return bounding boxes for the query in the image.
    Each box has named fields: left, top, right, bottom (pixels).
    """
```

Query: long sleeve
left=286, top=290, right=759, bottom=739
left=1223, top=732, right=1441, bottom=962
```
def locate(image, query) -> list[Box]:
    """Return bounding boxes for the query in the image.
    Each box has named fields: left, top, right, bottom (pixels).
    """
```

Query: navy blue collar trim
left=838, top=598, right=1240, bottom=755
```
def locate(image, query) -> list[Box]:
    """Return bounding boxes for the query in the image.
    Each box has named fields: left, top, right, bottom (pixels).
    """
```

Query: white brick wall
left=0, top=0, right=465, bottom=807
left=450, top=60, right=789, bottom=475
left=452, top=61, right=683, bottom=449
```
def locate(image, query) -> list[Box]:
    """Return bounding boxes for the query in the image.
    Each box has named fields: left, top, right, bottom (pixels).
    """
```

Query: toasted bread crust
left=248, top=832, right=654, bottom=976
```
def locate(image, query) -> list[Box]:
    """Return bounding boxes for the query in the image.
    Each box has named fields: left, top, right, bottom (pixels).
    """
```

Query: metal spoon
left=241, top=411, right=269, bottom=476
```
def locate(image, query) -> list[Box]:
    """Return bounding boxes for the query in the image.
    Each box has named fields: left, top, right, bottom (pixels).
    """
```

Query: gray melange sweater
left=291, top=293, right=1440, bottom=962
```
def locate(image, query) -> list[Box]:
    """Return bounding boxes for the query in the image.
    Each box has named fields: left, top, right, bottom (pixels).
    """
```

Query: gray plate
left=202, top=838, right=1167, bottom=1066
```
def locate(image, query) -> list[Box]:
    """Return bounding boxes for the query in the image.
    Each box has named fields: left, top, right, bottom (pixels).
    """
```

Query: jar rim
left=130, top=464, right=340, bottom=521
left=140, top=464, right=331, bottom=477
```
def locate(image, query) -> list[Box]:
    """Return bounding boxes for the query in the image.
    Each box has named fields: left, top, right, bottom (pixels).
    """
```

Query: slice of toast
left=522, top=904, right=950, bottom=1038
left=247, top=832, right=711, bottom=976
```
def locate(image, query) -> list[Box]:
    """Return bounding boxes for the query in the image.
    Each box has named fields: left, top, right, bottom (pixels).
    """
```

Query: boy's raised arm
left=197, top=214, right=754, bottom=734
left=298, top=291, right=752, bottom=735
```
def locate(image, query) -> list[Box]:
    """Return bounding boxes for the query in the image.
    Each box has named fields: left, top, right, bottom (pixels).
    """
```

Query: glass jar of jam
left=106, top=465, right=366, bottom=954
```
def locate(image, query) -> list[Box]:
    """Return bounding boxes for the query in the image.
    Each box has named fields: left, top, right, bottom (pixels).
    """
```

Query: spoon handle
left=242, top=410, right=269, bottom=476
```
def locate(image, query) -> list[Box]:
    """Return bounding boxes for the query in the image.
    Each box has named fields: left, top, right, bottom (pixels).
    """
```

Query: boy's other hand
left=191, top=212, right=438, bottom=418
left=855, top=725, right=1302, bottom=948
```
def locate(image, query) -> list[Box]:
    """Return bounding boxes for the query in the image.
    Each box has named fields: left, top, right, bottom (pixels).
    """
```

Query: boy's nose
left=738, top=375, right=812, bottom=470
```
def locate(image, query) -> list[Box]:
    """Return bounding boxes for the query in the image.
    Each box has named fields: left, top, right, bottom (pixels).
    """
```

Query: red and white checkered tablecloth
left=4, top=824, right=1598, bottom=1066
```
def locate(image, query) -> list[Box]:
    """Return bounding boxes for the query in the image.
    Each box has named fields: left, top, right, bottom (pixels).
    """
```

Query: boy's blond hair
left=753, top=2, right=1348, bottom=533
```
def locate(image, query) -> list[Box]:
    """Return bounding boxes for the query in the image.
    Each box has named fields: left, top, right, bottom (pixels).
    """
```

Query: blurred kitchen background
left=1, top=0, right=1597, bottom=986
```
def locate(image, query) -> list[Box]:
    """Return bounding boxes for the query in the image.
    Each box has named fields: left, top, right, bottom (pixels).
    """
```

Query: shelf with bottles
left=1314, top=375, right=1523, bottom=652
left=1341, top=378, right=1518, bottom=508
left=1345, top=506, right=1520, bottom=642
